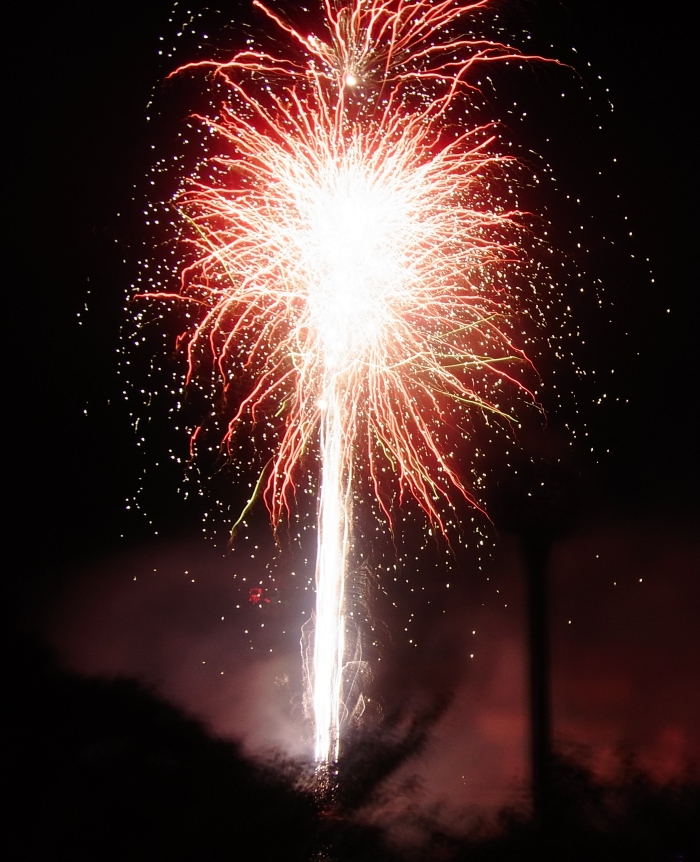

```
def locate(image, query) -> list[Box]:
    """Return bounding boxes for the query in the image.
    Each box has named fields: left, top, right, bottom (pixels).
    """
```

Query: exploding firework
left=138, top=0, right=556, bottom=767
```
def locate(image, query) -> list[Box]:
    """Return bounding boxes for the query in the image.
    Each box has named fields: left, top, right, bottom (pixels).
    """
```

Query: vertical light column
left=313, top=378, right=351, bottom=763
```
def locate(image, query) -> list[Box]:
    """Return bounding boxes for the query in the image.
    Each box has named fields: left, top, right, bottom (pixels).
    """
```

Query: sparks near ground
left=141, top=0, right=555, bottom=767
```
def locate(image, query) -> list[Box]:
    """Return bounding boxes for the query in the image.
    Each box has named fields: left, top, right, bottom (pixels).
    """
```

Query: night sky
left=6, top=0, right=699, bottom=851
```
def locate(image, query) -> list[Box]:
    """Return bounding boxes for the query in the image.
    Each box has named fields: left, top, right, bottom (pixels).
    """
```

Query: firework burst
left=140, top=0, right=555, bottom=766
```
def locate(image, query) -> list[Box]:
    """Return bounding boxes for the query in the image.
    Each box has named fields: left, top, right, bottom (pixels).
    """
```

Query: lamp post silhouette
left=491, top=459, right=580, bottom=828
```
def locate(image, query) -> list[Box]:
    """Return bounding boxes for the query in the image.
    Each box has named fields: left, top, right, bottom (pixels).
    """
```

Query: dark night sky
left=5, top=0, right=699, bottom=837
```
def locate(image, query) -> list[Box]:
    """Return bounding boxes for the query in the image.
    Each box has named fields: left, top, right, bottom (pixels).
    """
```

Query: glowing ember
left=141, top=0, right=555, bottom=766
left=248, top=587, right=270, bottom=605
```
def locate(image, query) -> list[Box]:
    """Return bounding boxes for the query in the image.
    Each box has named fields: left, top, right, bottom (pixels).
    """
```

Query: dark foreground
left=7, top=641, right=699, bottom=862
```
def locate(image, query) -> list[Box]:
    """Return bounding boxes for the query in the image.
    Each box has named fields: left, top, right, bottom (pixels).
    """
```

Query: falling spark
left=141, top=0, right=555, bottom=766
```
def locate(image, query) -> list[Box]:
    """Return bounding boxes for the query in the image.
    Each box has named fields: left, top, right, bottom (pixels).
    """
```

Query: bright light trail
left=144, top=0, right=555, bottom=767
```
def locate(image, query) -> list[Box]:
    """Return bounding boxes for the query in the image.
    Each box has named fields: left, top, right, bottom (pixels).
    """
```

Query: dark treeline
left=7, top=641, right=699, bottom=861
left=7, top=638, right=392, bottom=862
left=428, top=754, right=699, bottom=862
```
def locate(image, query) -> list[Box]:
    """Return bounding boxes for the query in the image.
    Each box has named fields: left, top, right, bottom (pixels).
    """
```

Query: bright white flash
left=301, top=163, right=410, bottom=369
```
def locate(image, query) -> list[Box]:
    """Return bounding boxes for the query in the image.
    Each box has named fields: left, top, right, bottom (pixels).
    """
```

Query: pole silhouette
left=492, top=459, right=580, bottom=828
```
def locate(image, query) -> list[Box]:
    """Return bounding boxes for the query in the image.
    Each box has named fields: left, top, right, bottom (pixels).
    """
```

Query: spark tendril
left=140, top=0, right=557, bottom=766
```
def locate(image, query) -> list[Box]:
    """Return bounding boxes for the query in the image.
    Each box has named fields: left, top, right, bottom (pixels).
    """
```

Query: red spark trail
left=141, top=0, right=556, bottom=766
